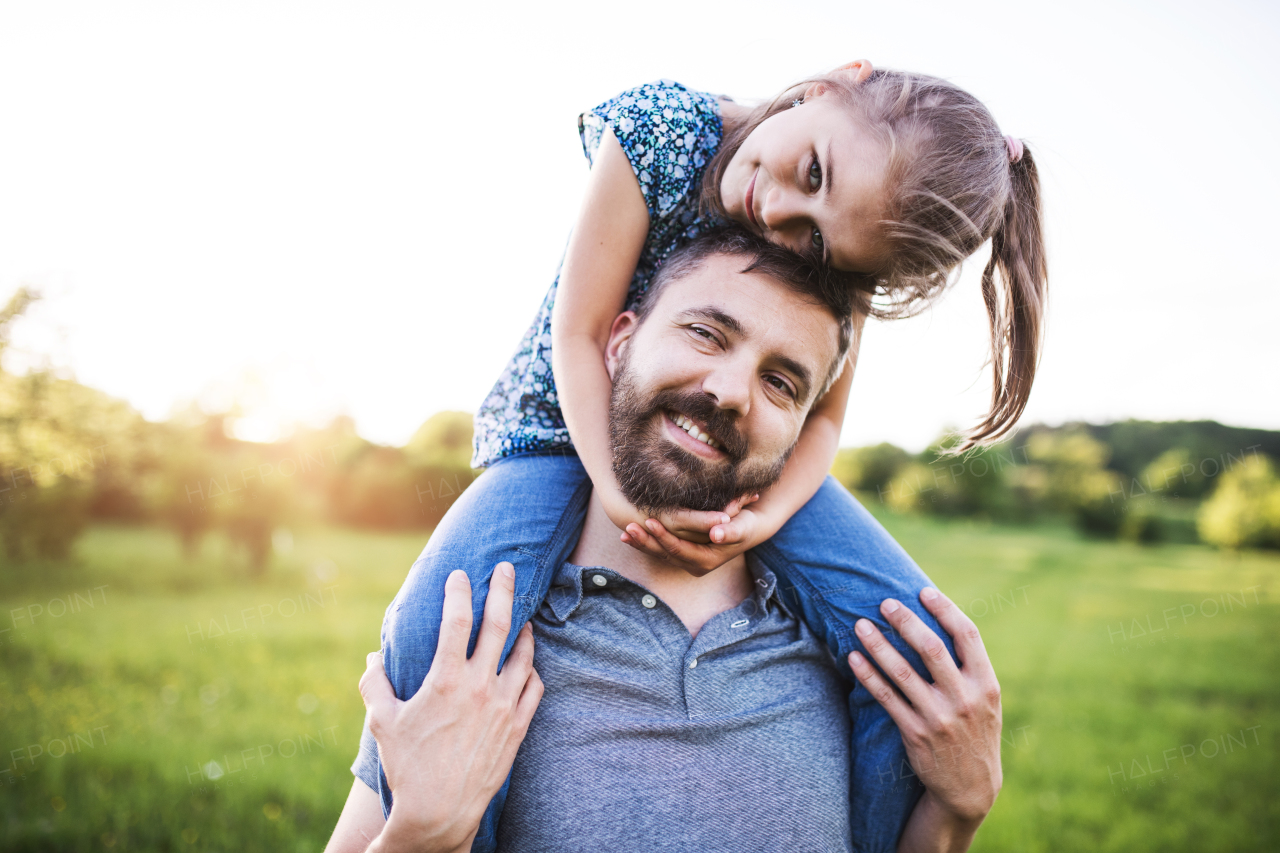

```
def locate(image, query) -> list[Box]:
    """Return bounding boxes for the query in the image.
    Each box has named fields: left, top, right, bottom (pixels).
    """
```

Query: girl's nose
left=760, top=186, right=806, bottom=244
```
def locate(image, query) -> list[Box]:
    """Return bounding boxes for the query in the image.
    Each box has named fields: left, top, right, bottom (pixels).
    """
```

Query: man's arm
left=324, top=564, right=544, bottom=853
left=847, top=588, right=1003, bottom=853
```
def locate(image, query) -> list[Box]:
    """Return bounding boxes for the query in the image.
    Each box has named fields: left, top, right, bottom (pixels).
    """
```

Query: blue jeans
left=353, top=450, right=954, bottom=853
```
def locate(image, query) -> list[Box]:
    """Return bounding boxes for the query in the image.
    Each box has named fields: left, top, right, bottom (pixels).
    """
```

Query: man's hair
left=633, top=227, right=860, bottom=399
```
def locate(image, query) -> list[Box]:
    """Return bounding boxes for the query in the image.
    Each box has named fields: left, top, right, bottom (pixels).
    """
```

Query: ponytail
left=967, top=144, right=1047, bottom=450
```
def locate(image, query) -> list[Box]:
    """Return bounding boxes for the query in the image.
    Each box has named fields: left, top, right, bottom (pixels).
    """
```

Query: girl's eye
left=811, top=227, right=824, bottom=250
left=808, top=159, right=822, bottom=191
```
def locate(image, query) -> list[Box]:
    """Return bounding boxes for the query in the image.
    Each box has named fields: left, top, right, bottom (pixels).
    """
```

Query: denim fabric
left=352, top=451, right=953, bottom=853
left=757, top=477, right=957, bottom=849
left=496, top=558, right=851, bottom=852
left=353, top=450, right=593, bottom=851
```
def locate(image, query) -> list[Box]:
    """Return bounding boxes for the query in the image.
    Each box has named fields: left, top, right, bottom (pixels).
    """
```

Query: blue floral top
left=471, top=80, right=729, bottom=468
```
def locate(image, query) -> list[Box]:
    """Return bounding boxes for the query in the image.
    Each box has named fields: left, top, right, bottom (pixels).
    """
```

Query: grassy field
left=0, top=514, right=1277, bottom=851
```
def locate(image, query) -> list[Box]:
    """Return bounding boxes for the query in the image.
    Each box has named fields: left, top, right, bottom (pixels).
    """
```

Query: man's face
left=606, top=252, right=841, bottom=513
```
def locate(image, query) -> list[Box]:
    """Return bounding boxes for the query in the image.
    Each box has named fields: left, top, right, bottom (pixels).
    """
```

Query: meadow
left=0, top=511, right=1276, bottom=852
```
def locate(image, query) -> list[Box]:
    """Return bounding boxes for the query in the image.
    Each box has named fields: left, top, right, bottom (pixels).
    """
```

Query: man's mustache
left=647, top=388, right=748, bottom=461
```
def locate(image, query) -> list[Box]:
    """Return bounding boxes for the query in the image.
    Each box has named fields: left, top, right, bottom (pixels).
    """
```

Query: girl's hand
left=847, top=588, right=1002, bottom=829
left=641, top=493, right=760, bottom=545
left=620, top=505, right=766, bottom=576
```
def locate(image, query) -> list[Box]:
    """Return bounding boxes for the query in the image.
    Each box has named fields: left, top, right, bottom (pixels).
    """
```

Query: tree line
left=831, top=422, right=1280, bottom=550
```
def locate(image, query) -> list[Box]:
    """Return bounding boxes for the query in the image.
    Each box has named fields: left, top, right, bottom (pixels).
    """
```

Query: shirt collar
left=545, top=555, right=781, bottom=624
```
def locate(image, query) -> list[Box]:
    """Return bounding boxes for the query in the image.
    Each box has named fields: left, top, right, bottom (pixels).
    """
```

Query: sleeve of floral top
left=578, top=80, right=722, bottom=222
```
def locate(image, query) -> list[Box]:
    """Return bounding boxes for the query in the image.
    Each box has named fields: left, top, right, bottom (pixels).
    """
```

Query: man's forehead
left=661, top=253, right=836, bottom=333
left=654, top=253, right=840, bottom=394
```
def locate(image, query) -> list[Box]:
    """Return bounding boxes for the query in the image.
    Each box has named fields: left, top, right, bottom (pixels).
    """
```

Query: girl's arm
left=549, top=127, right=654, bottom=533
left=625, top=331, right=860, bottom=574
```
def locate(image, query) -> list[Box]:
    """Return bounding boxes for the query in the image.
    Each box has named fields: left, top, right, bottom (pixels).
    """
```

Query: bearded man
left=327, top=229, right=1004, bottom=853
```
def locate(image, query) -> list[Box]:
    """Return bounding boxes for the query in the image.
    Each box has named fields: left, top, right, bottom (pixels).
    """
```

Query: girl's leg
left=351, top=450, right=591, bottom=851
left=752, top=475, right=955, bottom=853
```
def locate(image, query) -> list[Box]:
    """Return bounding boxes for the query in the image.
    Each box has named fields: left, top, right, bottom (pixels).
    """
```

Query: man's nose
left=701, top=361, right=752, bottom=416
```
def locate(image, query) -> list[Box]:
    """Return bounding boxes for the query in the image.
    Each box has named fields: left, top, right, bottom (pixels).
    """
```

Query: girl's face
left=720, top=93, right=891, bottom=275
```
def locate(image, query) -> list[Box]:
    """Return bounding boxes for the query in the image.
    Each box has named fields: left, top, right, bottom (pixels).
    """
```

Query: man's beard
left=608, top=354, right=791, bottom=514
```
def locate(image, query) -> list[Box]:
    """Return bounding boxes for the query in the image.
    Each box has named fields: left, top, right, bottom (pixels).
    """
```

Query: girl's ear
left=804, top=59, right=874, bottom=100
left=604, top=311, right=639, bottom=381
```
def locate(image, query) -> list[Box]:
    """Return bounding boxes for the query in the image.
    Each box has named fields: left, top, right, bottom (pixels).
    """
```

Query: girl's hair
left=702, top=69, right=1047, bottom=450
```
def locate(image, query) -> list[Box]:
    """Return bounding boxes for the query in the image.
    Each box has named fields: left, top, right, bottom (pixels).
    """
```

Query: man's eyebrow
left=675, top=306, right=746, bottom=337
left=677, top=305, right=814, bottom=397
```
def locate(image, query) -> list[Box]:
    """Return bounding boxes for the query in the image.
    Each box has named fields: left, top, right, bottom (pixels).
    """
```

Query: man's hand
left=360, top=563, right=544, bottom=853
left=847, top=588, right=1002, bottom=853
left=619, top=494, right=762, bottom=576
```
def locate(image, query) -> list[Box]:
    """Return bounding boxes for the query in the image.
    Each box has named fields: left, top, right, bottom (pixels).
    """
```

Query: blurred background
left=1, top=0, right=1277, bottom=850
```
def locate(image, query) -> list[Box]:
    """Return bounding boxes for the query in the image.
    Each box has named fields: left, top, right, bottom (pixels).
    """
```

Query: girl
left=356, top=61, right=1046, bottom=852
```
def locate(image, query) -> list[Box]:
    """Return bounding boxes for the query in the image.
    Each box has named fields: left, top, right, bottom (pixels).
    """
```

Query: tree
left=1198, top=455, right=1280, bottom=550
left=830, top=443, right=911, bottom=496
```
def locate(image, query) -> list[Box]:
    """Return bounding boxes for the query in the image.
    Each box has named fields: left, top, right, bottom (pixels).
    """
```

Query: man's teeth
left=672, top=413, right=720, bottom=449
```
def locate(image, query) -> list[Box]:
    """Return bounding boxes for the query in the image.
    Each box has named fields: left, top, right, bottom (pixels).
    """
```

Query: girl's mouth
left=744, top=170, right=759, bottom=228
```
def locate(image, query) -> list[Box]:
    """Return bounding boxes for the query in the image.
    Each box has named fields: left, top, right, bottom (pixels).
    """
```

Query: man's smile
left=662, top=409, right=725, bottom=458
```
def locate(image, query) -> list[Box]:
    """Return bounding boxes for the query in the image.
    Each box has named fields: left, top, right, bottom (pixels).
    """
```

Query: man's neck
left=567, top=491, right=754, bottom=638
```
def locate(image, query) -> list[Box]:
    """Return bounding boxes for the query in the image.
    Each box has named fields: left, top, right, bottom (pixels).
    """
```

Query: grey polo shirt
left=495, top=555, right=853, bottom=853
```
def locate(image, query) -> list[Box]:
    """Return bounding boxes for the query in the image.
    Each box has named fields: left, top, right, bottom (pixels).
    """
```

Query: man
left=327, top=230, right=1003, bottom=853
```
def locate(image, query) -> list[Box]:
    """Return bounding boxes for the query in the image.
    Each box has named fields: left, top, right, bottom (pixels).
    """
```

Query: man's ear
left=803, top=59, right=874, bottom=101
left=604, top=311, right=639, bottom=382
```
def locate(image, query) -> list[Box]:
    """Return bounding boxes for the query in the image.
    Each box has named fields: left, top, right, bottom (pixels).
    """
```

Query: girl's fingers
left=644, top=519, right=698, bottom=558
left=853, top=617, right=936, bottom=711
left=877, top=598, right=962, bottom=691
left=709, top=514, right=752, bottom=546
left=848, top=650, right=916, bottom=729
left=623, top=524, right=668, bottom=559
left=920, top=588, right=994, bottom=677
left=472, top=562, right=516, bottom=675
left=430, top=570, right=473, bottom=680
left=643, top=520, right=717, bottom=576
left=658, top=508, right=731, bottom=534
left=721, top=492, right=761, bottom=516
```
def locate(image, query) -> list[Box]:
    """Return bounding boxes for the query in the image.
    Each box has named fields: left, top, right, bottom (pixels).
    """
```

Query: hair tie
left=1004, top=135, right=1024, bottom=164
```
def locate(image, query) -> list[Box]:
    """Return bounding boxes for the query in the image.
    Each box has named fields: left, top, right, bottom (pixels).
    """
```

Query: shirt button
left=592, top=574, right=607, bottom=587
left=641, top=594, right=657, bottom=609
left=688, top=658, right=698, bottom=669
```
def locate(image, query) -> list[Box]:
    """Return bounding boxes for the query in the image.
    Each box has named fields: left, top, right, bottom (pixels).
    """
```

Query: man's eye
left=691, top=326, right=716, bottom=341
left=811, top=227, right=824, bottom=250
left=809, top=159, right=822, bottom=191
left=765, top=375, right=795, bottom=397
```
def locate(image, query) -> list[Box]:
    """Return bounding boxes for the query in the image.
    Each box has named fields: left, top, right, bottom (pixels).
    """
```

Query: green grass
left=1, top=517, right=1277, bottom=851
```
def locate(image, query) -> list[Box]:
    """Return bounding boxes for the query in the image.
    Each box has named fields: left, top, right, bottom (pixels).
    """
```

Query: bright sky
left=1, top=0, right=1277, bottom=450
